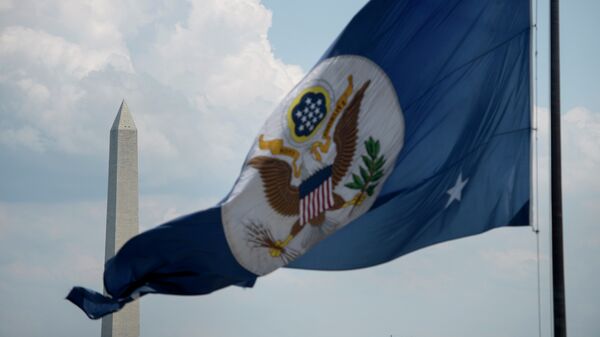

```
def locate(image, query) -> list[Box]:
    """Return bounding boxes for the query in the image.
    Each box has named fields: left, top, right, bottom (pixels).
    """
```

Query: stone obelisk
left=101, top=100, right=140, bottom=337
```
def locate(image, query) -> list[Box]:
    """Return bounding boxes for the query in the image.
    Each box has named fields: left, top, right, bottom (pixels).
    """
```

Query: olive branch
left=345, top=137, right=386, bottom=203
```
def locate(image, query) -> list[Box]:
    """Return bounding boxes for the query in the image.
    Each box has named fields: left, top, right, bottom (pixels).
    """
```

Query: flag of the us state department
left=68, top=0, right=531, bottom=319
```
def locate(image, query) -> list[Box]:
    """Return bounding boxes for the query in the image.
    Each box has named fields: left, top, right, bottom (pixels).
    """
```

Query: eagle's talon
left=269, top=240, right=286, bottom=257
left=267, top=236, right=294, bottom=258
left=269, top=246, right=283, bottom=257
left=343, top=193, right=368, bottom=207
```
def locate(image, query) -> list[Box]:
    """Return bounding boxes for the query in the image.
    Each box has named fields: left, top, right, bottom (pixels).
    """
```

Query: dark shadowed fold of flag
left=67, top=208, right=256, bottom=319
left=68, top=0, right=531, bottom=319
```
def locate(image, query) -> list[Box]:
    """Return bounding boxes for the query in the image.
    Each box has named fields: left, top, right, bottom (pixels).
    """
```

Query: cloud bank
left=0, top=0, right=303, bottom=191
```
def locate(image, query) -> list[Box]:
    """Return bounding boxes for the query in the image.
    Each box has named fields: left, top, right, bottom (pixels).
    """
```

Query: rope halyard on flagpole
left=530, top=0, right=543, bottom=336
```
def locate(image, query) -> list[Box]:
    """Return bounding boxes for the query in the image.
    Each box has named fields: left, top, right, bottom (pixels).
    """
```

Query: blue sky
left=0, top=0, right=599, bottom=336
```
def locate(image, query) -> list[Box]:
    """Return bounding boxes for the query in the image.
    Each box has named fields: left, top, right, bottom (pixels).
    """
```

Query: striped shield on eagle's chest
left=222, top=55, right=405, bottom=276
left=299, top=165, right=334, bottom=226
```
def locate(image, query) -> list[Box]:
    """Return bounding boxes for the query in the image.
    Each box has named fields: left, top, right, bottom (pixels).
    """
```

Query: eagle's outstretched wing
left=248, top=156, right=299, bottom=216
left=331, top=80, right=371, bottom=187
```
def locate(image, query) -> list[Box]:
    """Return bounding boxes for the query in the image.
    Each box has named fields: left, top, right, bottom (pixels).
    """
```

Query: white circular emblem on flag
left=222, top=55, right=405, bottom=275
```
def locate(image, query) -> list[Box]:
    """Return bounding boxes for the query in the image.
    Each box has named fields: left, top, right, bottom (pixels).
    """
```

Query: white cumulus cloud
left=0, top=0, right=303, bottom=190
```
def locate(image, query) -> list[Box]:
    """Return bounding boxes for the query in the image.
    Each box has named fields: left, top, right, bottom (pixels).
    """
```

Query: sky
left=0, top=0, right=599, bottom=336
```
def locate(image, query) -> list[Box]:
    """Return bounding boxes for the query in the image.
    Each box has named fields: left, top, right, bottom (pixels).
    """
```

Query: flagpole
left=550, top=0, right=567, bottom=336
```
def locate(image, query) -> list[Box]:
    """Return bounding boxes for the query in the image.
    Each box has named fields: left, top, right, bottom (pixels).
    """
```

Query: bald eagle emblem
left=246, top=76, right=387, bottom=261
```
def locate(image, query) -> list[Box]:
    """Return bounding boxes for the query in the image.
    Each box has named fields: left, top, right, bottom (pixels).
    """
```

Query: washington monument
left=102, top=100, right=140, bottom=337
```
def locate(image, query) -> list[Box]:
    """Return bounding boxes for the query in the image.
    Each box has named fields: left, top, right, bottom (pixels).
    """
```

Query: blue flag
left=68, top=0, right=531, bottom=319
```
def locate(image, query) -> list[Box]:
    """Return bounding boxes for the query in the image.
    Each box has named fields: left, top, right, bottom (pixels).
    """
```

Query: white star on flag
left=445, top=172, right=469, bottom=208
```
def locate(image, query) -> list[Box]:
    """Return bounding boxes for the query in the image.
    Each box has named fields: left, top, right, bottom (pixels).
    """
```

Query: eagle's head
left=300, top=142, right=337, bottom=179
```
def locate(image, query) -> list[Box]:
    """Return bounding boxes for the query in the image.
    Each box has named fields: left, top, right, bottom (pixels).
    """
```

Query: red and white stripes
left=299, top=177, right=334, bottom=226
